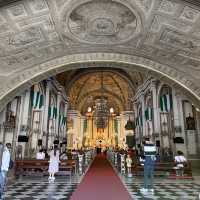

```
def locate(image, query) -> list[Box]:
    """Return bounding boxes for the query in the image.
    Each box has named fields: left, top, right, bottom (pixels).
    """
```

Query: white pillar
left=133, top=102, right=140, bottom=143
left=63, top=102, right=68, bottom=139
left=184, top=101, right=197, bottom=156
left=0, top=109, right=6, bottom=142
left=177, top=97, right=187, bottom=156
left=56, top=92, right=61, bottom=138
left=172, top=90, right=181, bottom=131
left=152, top=81, right=160, bottom=133
left=43, top=80, right=50, bottom=149
left=141, top=93, right=145, bottom=137
left=116, top=116, right=120, bottom=147
left=17, top=90, right=30, bottom=158
left=20, top=90, right=30, bottom=126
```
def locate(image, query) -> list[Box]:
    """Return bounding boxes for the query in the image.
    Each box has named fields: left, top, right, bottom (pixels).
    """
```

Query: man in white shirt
left=0, top=143, right=11, bottom=197
left=174, top=151, right=187, bottom=176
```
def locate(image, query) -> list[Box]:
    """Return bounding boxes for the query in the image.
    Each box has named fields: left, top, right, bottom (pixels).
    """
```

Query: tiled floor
left=4, top=175, right=200, bottom=200
left=3, top=158, right=200, bottom=200
left=4, top=176, right=81, bottom=200
left=121, top=175, right=200, bottom=200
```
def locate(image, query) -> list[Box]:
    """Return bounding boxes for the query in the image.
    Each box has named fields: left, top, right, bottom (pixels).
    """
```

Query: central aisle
left=70, top=154, right=132, bottom=200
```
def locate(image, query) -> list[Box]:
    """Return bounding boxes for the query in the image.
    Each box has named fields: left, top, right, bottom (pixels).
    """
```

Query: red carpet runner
left=70, top=154, right=132, bottom=200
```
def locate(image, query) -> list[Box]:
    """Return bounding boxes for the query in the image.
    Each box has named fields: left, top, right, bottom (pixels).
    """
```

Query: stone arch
left=0, top=53, right=200, bottom=112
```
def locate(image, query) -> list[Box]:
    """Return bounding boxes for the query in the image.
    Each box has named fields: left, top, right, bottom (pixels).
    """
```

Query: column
left=88, top=116, right=92, bottom=146
left=63, top=101, right=68, bottom=141
left=56, top=92, right=61, bottom=138
left=184, top=101, right=197, bottom=156
left=176, top=97, right=187, bottom=156
left=172, top=90, right=181, bottom=131
left=0, top=109, right=6, bottom=142
left=17, top=90, right=30, bottom=158
left=133, top=102, right=139, bottom=143
left=172, top=90, right=183, bottom=154
left=151, top=81, right=160, bottom=134
left=10, top=96, right=21, bottom=159
left=43, top=80, right=50, bottom=149
left=141, top=93, right=145, bottom=137
left=116, top=116, right=121, bottom=147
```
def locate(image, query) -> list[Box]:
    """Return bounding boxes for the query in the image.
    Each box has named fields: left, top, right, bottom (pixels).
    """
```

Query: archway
left=0, top=53, right=199, bottom=112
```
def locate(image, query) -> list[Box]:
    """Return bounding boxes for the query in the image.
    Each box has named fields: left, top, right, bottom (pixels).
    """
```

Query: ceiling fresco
left=56, top=69, right=144, bottom=114
left=0, top=0, right=199, bottom=110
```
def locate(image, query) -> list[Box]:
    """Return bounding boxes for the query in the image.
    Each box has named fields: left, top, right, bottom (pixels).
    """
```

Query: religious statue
left=186, top=113, right=195, bottom=130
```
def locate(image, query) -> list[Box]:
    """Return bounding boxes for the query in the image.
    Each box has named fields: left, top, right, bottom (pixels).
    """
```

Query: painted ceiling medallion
left=67, top=0, right=139, bottom=44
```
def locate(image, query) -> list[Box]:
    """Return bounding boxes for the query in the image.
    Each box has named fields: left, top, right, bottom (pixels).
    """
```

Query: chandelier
left=94, top=71, right=111, bottom=129
left=93, top=97, right=109, bottom=129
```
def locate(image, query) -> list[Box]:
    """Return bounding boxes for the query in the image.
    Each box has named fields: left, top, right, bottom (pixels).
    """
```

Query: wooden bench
left=132, top=161, right=193, bottom=178
left=15, top=159, right=76, bottom=177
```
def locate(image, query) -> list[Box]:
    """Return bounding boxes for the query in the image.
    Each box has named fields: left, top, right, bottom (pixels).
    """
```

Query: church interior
left=0, top=0, right=199, bottom=199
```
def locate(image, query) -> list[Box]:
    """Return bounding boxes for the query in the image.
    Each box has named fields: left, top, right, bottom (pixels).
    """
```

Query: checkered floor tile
left=120, top=175, right=200, bottom=200
left=2, top=161, right=200, bottom=200
left=4, top=176, right=81, bottom=200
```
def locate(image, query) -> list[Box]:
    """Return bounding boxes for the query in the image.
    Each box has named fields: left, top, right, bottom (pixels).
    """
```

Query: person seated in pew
left=36, top=149, right=45, bottom=160
left=60, top=151, right=68, bottom=160
left=174, top=150, right=187, bottom=176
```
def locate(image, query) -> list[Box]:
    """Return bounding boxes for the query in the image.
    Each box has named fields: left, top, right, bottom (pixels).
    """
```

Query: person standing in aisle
left=140, top=138, right=156, bottom=195
left=0, top=143, right=12, bottom=198
left=48, top=145, right=60, bottom=182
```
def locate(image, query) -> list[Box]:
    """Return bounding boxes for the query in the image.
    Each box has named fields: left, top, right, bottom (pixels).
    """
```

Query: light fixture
left=94, top=97, right=109, bottom=129
left=110, top=107, right=114, bottom=113
left=93, top=71, right=109, bottom=129
left=196, top=107, right=200, bottom=112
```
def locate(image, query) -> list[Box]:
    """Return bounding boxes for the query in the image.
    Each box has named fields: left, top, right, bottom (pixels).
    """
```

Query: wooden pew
left=15, top=159, right=76, bottom=177
left=132, top=161, right=193, bottom=178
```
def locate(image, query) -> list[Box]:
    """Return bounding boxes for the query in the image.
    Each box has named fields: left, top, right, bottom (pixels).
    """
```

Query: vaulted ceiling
left=0, top=0, right=199, bottom=110
left=56, top=68, right=144, bottom=114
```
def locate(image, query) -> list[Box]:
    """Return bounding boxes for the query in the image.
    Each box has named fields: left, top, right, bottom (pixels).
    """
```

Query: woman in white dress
left=126, top=154, right=132, bottom=174
left=48, top=145, right=60, bottom=181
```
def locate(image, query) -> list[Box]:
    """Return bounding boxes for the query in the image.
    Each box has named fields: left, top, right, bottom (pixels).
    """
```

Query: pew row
left=14, top=159, right=77, bottom=177
left=132, top=161, right=193, bottom=179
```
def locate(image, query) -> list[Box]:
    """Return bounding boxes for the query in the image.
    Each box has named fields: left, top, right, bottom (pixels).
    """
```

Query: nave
left=0, top=0, right=200, bottom=199
left=70, top=154, right=132, bottom=200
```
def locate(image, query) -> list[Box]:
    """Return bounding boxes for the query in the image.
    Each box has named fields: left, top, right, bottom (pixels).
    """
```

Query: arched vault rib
left=74, top=76, right=92, bottom=106
left=0, top=53, right=200, bottom=112
left=109, top=73, right=127, bottom=104
left=65, top=68, right=136, bottom=94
